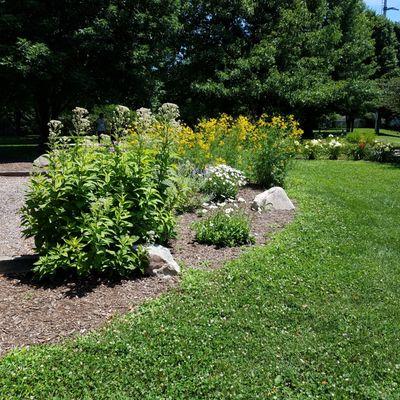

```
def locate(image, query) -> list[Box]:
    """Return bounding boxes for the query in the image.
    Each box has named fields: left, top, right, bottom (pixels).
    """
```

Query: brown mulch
left=0, top=274, right=177, bottom=357
left=170, top=186, right=295, bottom=270
left=0, top=173, right=294, bottom=357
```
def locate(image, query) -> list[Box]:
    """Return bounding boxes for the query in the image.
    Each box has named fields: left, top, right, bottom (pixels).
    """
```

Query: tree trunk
left=375, top=110, right=381, bottom=135
left=14, top=109, right=22, bottom=137
left=35, top=96, right=51, bottom=150
left=345, top=115, right=355, bottom=132
left=301, top=116, right=315, bottom=138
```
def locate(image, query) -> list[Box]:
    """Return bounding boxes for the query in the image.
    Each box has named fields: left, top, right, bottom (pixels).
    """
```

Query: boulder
left=33, top=154, right=50, bottom=168
left=145, top=245, right=180, bottom=278
left=251, top=187, right=295, bottom=211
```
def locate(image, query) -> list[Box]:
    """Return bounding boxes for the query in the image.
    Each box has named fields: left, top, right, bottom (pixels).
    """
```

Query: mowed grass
left=352, top=128, right=400, bottom=144
left=1, top=161, right=399, bottom=399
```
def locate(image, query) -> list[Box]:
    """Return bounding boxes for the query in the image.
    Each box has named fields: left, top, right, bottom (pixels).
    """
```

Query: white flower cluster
left=200, top=196, right=247, bottom=216
left=304, top=138, right=323, bottom=150
left=205, top=164, right=247, bottom=186
left=373, top=140, right=392, bottom=152
left=203, top=164, right=247, bottom=201
left=310, top=139, right=323, bottom=147
left=136, top=107, right=155, bottom=131
left=158, top=103, right=180, bottom=122
left=112, top=105, right=131, bottom=137
left=48, top=119, right=64, bottom=148
left=135, top=103, right=181, bottom=131
left=72, top=107, right=91, bottom=136
left=329, top=139, right=342, bottom=148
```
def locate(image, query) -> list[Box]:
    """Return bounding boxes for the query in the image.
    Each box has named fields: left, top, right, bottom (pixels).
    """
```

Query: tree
left=172, top=0, right=376, bottom=136
left=367, top=12, right=399, bottom=133
left=0, top=0, right=182, bottom=144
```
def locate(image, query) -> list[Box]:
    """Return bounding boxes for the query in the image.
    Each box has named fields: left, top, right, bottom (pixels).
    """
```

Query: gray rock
left=251, top=187, right=295, bottom=211
left=144, top=245, right=180, bottom=278
left=33, top=154, right=50, bottom=168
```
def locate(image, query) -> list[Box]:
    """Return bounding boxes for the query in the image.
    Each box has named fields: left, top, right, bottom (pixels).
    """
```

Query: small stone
left=144, top=245, right=180, bottom=278
left=251, top=187, right=295, bottom=211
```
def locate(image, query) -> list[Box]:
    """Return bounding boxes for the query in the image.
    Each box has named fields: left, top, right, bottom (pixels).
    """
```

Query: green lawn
left=352, top=128, right=400, bottom=144
left=1, top=161, right=400, bottom=399
left=314, top=128, right=400, bottom=145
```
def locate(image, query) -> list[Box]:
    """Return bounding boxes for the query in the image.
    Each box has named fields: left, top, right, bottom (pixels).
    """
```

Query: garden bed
left=0, top=174, right=294, bottom=357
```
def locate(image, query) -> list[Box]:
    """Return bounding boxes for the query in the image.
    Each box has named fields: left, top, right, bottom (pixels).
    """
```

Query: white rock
left=145, top=245, right=180, bottom=278
left=33, top=154, right=49, bottom=168
left=251, top=187, right=295, bottom=211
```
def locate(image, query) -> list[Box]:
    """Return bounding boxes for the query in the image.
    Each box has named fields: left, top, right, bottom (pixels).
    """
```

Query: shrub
left=367, top=141, right=393, bottom=162
left=347, top=131, right=376, bottom=145
left=193, top=210, right=254, bottom=247
left=302, top=139, right=323, bottom=160
left=203, top=165, right=247, bottom=201
left=174, top=161, right=209, bottom=213
left=176, top=114, right=303, bottom=179
left=252, top=125, right=298, bottom=188
left=22, top=105, right=178, bottom=279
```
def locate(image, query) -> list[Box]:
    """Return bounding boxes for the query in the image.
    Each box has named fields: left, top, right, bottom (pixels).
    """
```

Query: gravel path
left=0, top=162, right=32, bottom=173
left=0, top=176, right=34, bottom=256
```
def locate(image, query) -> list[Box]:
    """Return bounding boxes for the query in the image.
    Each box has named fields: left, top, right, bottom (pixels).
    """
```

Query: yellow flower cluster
left=176, top=114, right=303, bottom=168
left=127, top=113, right=303, bottom=170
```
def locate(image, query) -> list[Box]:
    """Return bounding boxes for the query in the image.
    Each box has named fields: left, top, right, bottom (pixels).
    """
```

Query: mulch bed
left=0, top=165, right=295, bottom=357
left=170, top=186, right=294, bottom=270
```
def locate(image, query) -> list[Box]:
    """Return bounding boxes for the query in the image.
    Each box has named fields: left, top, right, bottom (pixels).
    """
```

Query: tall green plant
left=22, top=107, right=178, bottom=278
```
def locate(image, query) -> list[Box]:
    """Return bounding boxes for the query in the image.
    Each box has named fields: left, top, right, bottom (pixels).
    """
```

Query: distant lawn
left=0, top=161, right=399, bottom=398
left=314, top=128, right=400, bottom=144
left=352, top=128, right=400, bottom=144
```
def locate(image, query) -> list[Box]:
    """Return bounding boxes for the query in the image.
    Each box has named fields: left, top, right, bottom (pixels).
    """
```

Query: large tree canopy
left=1, top=0, right=399, bottom=139
left=0, top=0, right=182, bottom=142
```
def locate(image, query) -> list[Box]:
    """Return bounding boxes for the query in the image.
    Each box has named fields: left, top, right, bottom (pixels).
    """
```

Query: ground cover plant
left=193, top=209, right=254, bottom=247
left=1, top=160, right=399, bottom=398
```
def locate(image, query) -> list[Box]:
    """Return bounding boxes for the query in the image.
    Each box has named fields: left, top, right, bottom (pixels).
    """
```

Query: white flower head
left=72, top=107, right=90, bottom=136
left=47, top=120, right=64, bottom=147
left=158, top=103, right=180, bottom=122
left=112, top=105, right=131, bottom=137
left=135, top=107, right=155, bottom=131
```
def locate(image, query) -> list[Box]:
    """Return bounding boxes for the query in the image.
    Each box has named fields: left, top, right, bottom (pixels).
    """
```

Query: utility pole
left=383, top=0, right=399, bottom=17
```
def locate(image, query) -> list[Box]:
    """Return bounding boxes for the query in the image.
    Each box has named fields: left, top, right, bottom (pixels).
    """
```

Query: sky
left=364, top=0, right=400, bottom=21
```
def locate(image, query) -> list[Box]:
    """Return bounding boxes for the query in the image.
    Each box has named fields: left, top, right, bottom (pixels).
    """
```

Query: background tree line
left=1, top=0, right=400, bottom=142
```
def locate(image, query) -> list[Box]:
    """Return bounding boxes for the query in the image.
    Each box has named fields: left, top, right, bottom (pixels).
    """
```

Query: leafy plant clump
left=203, top=164, right=247, bottom=201
left=22, top=105, right=179, bottom=279
left=253, top=125, right=299, bottom=188
left=193, top=210, right=254, bottom=247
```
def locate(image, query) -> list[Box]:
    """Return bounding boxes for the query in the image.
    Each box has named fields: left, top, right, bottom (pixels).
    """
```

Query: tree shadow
left=1, top=256, right=146, bottom=299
